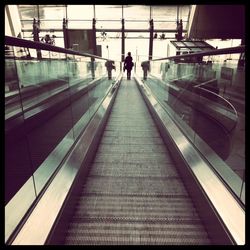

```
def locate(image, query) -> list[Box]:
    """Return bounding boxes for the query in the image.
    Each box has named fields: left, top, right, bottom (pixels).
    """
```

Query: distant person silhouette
left=141, top=61, right=150, bottom=80
left=123, top=52, right=134, bottom=80
left=176, top=19, right=183, bottom=41
left=160, top=62, right=170, bottom=81
left=105, top=60, right=116, bottom=80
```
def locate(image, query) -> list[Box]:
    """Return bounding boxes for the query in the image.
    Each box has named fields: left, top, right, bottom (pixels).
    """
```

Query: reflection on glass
left=146, top=53, right=245, bottom=203
left=88, top=59, right=111, bottom=118
left=5, top=52, right=36, bottom=205
left=5, top=49, right=37, bottom=245
left=68, top=54, right=92, bottom=140
left=16, top=52, right=75, bottom=194
left=5, top=39, right=116, bottom=241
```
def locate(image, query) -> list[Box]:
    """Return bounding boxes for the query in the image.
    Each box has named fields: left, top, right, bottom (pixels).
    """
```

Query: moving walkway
left=5, top=36, right=245, bottom=245
left=61, top=78, right=211, bottom=245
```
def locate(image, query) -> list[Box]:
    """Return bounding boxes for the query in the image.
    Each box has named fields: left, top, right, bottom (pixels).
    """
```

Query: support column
left=91, top=57, right=95, bottom=79
left=149, top=19, right=153, bottom=60
left=33, top=18, right=41, bottom=59
left=177, top=5, right=179, bottom=23
left=121, top=18, right=125, bottom=62
left=63, top=18, right=69, bottom=49
left=92, top=18, right=97, bottom=56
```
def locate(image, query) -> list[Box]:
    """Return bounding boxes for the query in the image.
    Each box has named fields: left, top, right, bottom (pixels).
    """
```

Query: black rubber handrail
left=143, top=45, right=245, bottom=62
left=5, top=35, right=110, bottom=61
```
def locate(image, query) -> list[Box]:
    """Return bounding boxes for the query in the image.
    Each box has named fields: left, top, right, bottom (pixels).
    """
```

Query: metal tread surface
left=64, top=77, right=211, bottom=245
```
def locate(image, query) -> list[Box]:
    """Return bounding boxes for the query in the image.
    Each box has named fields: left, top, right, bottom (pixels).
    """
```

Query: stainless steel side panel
left=5, top=177, right=36, bottom=242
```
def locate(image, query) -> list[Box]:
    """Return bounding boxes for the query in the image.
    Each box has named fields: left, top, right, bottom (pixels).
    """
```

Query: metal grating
left=63, top=78, right=211, bottom=245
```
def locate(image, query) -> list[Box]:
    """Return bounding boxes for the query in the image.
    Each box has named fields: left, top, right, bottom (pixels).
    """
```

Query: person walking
left=123, top=52, right=134, bottom=80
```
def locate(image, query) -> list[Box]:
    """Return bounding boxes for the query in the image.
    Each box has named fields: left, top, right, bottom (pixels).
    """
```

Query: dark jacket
left=124, top=56, right=134, bottom=71
left=105, top=60, right=116, bottom=70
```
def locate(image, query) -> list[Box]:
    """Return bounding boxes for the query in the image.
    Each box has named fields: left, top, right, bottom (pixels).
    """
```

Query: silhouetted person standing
left=124, top=52, right=134, bottom=80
